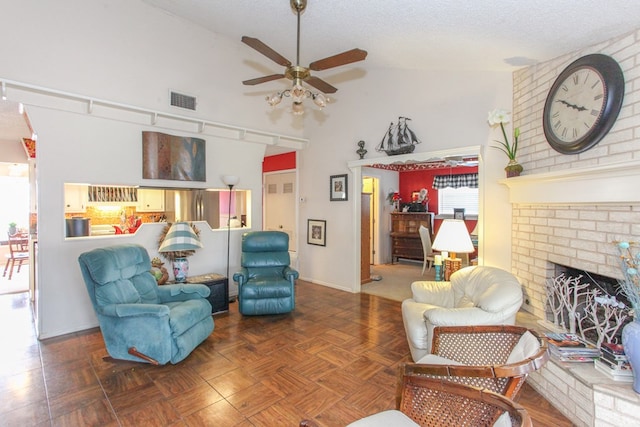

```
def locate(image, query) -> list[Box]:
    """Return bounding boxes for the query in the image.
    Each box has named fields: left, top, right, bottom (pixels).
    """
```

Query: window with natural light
left=438, top=186, right=478, bottom=215
left=0, top=176, right=29, bottom=233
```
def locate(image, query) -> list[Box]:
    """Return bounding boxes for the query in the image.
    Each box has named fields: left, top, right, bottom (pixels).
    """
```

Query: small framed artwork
left=330, top=174, right=348, bottom=201
left=453, top=208, right=465, bottom=220
left=307, top=219, right=326, bottom=246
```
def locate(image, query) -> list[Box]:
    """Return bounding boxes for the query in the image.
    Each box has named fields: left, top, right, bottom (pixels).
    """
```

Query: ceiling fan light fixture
left=312, top=92, right=327, bottom=109
left=242, top=0, right=367, bottom=116
left=266, top=92, right=283, bottom=107
left=291, top=101, right=305, bottom=115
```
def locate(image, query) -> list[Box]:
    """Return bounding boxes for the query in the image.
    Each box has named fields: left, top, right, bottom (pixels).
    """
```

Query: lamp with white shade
left=158, top=222, right=203, bottom=283
left=432, top=219, right=475, bottom=280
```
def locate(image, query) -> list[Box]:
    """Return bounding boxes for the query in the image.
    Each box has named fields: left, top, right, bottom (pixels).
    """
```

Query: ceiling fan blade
left=304, top=76, right=338, bottom=94
left=241, top=36, right=292, bottom=67
left=308, top=48, right=368, bottom=71
left=242, top=74, right=286, bottom=86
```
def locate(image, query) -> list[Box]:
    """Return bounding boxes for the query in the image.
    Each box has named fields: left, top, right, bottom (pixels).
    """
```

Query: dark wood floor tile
left=191, top=354, right=238, bottom=381
left=207, top=367, right=259, bottom=398
left=294, top=336, right=335, bottom=355
left=50, top=398, right=117, bottom=427
left=291, top=355, right=338, bottom=382
left=98, top=365, right=155, bottom=395
left=315, top=345, right=359, bottom=368
left=183, top=399, right=246, bottom=427
left=259, top=366, right=313, bottom=396
left=44, top=361, right=100, bottom=398
left=274, top=346, right=315, bottom=365
left=243, top=354, right=289, bottom=382
left=2, top=399, right=50, bottom=426
left=248, top=400, right=315, bottom=427
left=225, top=381, right=286, bottom=417
left=343, top=381, right=395, bottom=415
left=311, top=399, right=369, bottom=427
left=48, top=384, right=107, bottom=419
left=217, top=342, right=264, bottom=365
left=0, top=353, right=43, bottom=377
left=153, top=366, right=207, bottom=397
left=347, top=355, right=387, bottom=381
left=107, top=382, right=166, bottom=415
left=517, top=383, right=574, bottom=427
left=118, top=398, right=181, bottom=427
left=0, top=368, right=47, bottom=412
left=167, top=382, right=223, bottom=417
left=315, top=367, right=367, bottom=396
left=286, top=384, right=347, bottom=419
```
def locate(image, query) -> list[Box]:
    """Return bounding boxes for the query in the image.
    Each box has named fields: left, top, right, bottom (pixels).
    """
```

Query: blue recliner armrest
left=233, top=268, right=250, bottom=285
left=156, top=283, right=211, bottom=302
left=100, top=303, right=170, bottom=318
left=283, top=266, right=299, bottom=281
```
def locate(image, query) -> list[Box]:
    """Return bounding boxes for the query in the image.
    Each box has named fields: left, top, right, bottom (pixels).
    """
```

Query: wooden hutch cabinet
left=390, top=212, right=433, bottom=263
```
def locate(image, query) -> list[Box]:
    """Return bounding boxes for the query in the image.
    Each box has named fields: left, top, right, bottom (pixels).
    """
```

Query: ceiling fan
left=442, top=156, right=479, bottom=167
left=241, top=0, right=367, bottom=114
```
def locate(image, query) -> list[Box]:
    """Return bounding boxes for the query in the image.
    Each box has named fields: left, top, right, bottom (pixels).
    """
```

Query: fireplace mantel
left=499, top=159, right=640, bottom=205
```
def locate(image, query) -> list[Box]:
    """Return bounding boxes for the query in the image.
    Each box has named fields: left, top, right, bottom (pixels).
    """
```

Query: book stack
left=594, top=342, right=633, bottom=382
left=545, top=333, right=600, bottom=363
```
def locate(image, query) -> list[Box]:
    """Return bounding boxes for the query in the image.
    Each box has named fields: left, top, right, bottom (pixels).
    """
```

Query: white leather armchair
left=401, top=266, right=523, bottom=362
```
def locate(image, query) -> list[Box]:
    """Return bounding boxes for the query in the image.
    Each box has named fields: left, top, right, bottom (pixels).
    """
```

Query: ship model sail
left=376, top=117, right=421, bottom=156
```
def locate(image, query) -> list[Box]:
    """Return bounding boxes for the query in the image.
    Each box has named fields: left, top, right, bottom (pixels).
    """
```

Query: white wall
left=0, top=0, right=515, bottom=337
left=297, top=67, right=514, bottom=291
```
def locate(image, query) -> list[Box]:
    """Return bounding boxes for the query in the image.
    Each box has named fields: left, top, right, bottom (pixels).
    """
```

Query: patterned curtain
left=432, top=173, right=478, bottom=189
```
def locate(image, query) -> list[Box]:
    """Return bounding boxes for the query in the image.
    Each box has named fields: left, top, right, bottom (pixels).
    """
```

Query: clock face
left=543, top=54, right=624, bottom=154
left=546, top=68, right=605, bottom=143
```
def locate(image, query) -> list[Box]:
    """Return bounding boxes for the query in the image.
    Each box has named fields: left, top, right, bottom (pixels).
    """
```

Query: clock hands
left=556, top=99, right=588, bottom=111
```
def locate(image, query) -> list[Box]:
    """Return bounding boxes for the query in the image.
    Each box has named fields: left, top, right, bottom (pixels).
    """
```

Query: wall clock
left=543, top=53, right=624, bottom=154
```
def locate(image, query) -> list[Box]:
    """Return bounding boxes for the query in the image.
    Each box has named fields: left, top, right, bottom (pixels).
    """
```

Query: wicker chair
left=299, top=373, right=532, bottom=427
left=395, top=375, right=532, bottom=427
left=405, top=325, right=549, bottom=399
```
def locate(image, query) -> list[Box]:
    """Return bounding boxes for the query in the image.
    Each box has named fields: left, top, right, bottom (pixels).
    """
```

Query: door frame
left=348, top=145, right=483, bottom=293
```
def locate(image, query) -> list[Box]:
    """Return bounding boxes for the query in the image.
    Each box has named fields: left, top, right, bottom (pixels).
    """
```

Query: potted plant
left=8, top=222, right=17, bottom=236
left=488, top=109, right=522, bottom=177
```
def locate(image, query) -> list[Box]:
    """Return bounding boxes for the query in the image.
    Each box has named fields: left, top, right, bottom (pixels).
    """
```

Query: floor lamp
left=222, top=175, right=239, bottom=281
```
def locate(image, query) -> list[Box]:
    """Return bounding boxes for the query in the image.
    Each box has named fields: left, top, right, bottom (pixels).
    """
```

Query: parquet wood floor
left=0, top=281, right=574, bottom=426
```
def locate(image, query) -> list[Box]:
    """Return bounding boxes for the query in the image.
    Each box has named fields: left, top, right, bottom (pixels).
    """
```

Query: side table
left=169, top=273, right=229, bottom=315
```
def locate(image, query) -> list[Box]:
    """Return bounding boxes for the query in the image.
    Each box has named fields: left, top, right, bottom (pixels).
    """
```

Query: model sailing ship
left=376, top=116, right=421, bottom=156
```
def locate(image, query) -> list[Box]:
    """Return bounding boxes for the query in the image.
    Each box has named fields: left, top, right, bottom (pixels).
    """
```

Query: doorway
left=264, top=170, right=297, bottom=261
left=348, top=145, right=482, bottom=292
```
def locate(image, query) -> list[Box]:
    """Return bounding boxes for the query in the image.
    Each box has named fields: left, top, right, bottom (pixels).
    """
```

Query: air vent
left=170, top=91, right=197, bottom=111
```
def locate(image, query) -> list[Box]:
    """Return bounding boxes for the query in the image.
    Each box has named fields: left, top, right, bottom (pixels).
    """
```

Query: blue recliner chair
left=233, top=231, right=298, bottom=315
left=78, top=244, right=214, bottom=365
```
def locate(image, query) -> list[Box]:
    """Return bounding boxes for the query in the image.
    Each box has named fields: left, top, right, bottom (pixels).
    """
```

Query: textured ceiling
left=142, top=0, right=640, bottom=71
left=4, top=1, right=640, bottom=159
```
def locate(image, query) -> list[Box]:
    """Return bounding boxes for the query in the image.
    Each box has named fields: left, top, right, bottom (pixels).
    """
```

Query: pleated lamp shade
left=158, top=222, right=203, bottom=253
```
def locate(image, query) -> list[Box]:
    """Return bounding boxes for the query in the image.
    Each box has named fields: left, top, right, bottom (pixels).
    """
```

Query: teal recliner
left=233, top=231, right=298, bottom=315
left=78, top=244, right=214, bottom=365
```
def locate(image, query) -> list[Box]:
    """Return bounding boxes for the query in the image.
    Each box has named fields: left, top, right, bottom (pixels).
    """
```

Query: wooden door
left=361, top=193, right=372, bottom=284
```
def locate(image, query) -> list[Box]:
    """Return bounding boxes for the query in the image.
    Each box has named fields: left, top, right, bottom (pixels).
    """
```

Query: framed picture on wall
left=307, top=219, right=326, bottom=246
left=454, top=208, right=465, bottom=220
left=330, top=174, right=348, bottom=201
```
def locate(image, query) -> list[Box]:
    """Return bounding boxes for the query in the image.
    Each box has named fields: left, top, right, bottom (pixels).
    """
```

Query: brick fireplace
left=501, top=163, right=640, bottom=426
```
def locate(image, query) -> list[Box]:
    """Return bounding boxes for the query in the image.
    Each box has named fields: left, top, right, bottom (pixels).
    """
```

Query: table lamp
left=432, top=219, right=475, bottom=281
left=158, top=221, right=203, bottom=282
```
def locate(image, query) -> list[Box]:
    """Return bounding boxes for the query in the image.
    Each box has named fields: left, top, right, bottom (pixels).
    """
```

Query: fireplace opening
left=546, top=263, right=631, bottom=346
